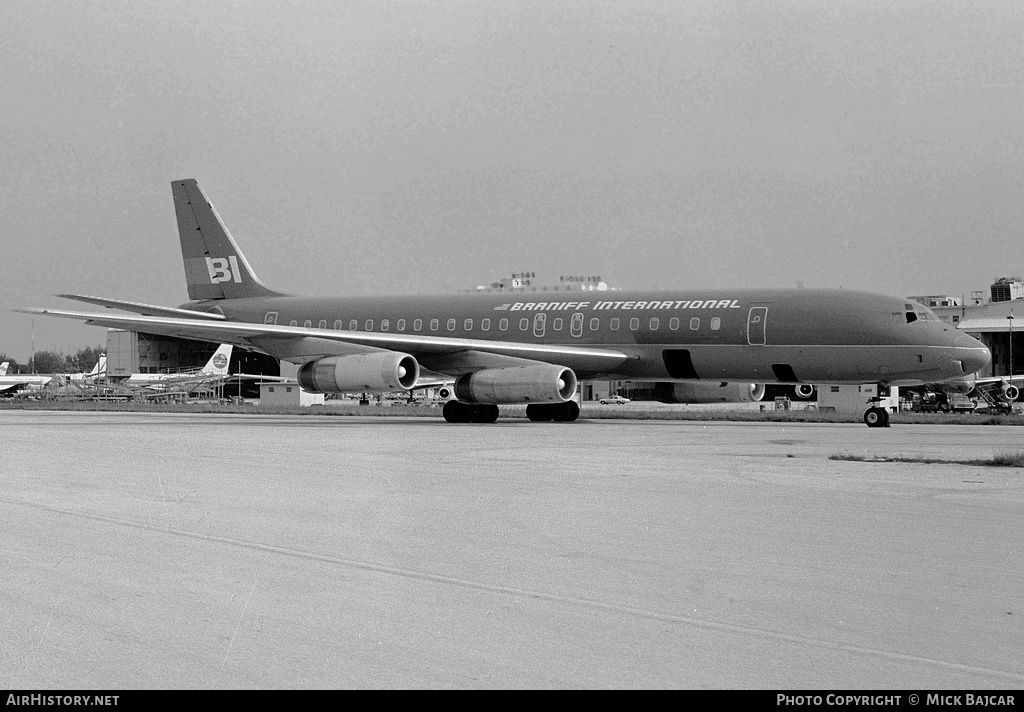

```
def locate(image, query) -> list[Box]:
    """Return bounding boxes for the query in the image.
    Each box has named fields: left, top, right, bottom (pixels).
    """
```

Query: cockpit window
left=906, top=312, right=918, bottom=324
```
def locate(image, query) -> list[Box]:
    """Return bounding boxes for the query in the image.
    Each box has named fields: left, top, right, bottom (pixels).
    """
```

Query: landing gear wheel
left=527, top=402, right=579, bottom=422
left=444, top=401, right=498, bottom=423
left=551, top=401, right=580, bottom=422
left=468, top=404, right=500, bottom=423
left=527, top=404, right=552, bottom=422
left=443, top=400, right=469, bottom=423
left=864, top=407, right=887, bottom=428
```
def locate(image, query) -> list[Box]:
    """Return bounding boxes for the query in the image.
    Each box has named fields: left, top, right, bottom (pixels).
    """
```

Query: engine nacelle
left=297, top=352, right=419, bottom=393
left=999, top=383, right=1020, bottom=402
left=655, top=382, right=766, bottom=404
left=792, top=383, right=816, bottom=400
left=454, top=365, right=577, bottom=404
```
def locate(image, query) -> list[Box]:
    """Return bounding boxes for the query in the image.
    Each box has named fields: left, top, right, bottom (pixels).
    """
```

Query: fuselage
left=184, top=287, right=990, bottom=386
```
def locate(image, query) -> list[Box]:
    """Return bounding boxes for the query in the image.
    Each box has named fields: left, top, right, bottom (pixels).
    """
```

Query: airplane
left=122, top=343, right=232, bottom=385
left=19, top=178, right=991, bottom=427
left=0, top=370, right=53, bottom=395
left=68, top=354, right=106, bottom=382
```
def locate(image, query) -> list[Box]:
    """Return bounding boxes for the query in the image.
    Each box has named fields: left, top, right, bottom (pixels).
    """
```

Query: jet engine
left=297, top=352, right=419, bottom=393
left=792, top=383, right=816, bottom=400
left=454, top=365, right=577, bottom=404
left=654, top=382, right=766, bottom=404
left=999, top=383, right=1020, bottom=402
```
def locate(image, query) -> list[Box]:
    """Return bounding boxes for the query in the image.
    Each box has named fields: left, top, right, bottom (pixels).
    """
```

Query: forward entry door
left=747, top=306, right=767, bottom=345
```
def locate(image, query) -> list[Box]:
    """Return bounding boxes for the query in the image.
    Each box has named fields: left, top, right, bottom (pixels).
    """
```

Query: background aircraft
left=21, top=179, right=990, bottom=426
left=122, top=344, right=232, bottom=388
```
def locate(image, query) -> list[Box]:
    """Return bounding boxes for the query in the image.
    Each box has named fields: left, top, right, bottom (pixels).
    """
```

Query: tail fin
left=89, top=355, right=106, bottom=378
left=172, top=179, right=285, bottom=300
left=0, top=361, right=8, bottom=376
left=201, top=344, right=233, bottom=376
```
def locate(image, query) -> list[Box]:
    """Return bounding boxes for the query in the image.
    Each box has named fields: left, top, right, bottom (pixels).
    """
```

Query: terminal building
left=910, top=276, right=1024, bottom=379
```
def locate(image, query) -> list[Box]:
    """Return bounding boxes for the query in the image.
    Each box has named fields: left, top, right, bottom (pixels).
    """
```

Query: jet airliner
left=20, top=179, right=991, bottom=426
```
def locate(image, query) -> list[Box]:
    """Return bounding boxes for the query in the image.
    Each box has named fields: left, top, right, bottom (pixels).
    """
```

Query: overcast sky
left=2, top=0, right=1023, bottom=362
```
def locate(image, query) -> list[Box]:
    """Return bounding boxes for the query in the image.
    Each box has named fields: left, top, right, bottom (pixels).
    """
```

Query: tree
left=68, top=346, right=105, bottom=373
left=30, top=351, right=70, bottom=374
left=0, top=353, right=25, bottom=373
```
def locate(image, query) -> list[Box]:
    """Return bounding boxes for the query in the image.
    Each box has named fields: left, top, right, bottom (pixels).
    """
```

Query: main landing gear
left=863, top=399, right=891, bottom=428
left=442, top=401, right=499, bottom=423
left=441, top=400, right=581, bottom=423
left=526, top=401, right=580, bottom=422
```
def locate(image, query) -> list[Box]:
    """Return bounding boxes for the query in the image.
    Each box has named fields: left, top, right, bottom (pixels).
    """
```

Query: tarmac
left=2, top=410, right=1023, bottom=689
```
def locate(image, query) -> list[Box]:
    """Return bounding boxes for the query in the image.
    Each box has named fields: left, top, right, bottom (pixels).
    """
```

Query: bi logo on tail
left=206, top=256, right=242, bottom=284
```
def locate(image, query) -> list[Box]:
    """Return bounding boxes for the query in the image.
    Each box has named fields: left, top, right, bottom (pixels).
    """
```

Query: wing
left=18, top=307, right=629, bottom=375
left=56, top=294, right=227, bottom=320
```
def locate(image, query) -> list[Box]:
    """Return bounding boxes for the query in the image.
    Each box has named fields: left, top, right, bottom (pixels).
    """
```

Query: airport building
left=910, top=276, right=1024, bottom=379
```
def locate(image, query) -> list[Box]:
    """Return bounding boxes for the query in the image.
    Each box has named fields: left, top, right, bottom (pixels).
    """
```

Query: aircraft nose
left=955, top=334, right=991, bottom=375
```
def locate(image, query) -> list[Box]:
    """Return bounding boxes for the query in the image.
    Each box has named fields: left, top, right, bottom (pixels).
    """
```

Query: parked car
left=946, top=394, right=977, bottom=413
left=599, top=395, right=631, bottom=405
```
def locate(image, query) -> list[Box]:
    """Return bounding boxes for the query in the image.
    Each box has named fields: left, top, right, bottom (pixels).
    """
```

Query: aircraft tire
left=468, top=404, right=500, bottom=423
left=864, top=407, right=886, bottom=428
left=443, top=400, right=469, bottom=423
left=526, top=404, right=552, bottom=422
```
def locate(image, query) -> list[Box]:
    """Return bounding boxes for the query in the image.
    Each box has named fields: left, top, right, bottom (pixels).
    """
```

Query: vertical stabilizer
left=172, top=179, right=284, bottom=300
left=0, top=362, right=8, bottom=376
left=201, top=344, right=233, bottom=376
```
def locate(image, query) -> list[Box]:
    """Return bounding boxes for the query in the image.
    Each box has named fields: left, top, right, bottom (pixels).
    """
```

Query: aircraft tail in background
left=200, top=344, right=233, bottom=377
left=172, top=179, right=285, bottom=301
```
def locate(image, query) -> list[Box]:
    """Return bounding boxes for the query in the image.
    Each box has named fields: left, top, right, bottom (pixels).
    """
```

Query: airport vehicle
left=21, top=179, right=990, bottom=426
left=599, top=395, right=631, bottom=405
left=911, top=392, right=976, bottom=413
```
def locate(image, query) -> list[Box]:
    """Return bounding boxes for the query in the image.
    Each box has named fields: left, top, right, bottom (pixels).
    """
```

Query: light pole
left=1009, top=311, right=1015, bottom=378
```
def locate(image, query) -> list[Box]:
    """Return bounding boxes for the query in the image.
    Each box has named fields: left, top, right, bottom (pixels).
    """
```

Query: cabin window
left=710, top=317, right=721, bottom=331
left=590, top=318, right=599, bottom=331
left=364, top=319, right=374, bottom=331
left=334, top=320, right=343, bottom=330
left=430, top=319, right=439, bottom=331
left=397, top=319, right=406, bottom=331
left=349, top=319, right=358, bottom=331
left=315, top=320, right=324, bottom=329
left=304, top=320, right=312, bottom=328
left=669, top=317, right=679, bottom=330
left=519, top=318, right=529, bottom=331
left=447, top=318, right=456, bottom=331
left=499, top=318, right=509, bottom=331
left=570, top=312, right=584, bottom=337
left=533, top=313, right=547, bottom=337
left=464, top=318, right=473, bottom=331
left=413, top=319, right=422, bottom=331
left=690, top=317, right=700, bottom=330
left=289, top=320, right=298, bottom=327
left=610, top=318, right=620, bottom=331
left=380, top=319, right=389, bottom=331
left=552, top=317, right=563, bottom=331
left=481, top=318, right=491, bottom=331
left=629, top=318, right=640, bottom=331
left=649, top=317, right=660, bottom=331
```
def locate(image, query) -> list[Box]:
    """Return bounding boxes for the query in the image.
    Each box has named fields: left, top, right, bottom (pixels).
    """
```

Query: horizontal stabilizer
left=57, top=294, right=226, bottom=320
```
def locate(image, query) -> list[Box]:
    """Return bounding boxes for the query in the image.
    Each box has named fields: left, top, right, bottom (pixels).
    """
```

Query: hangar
left=102, top=329, right=283, bottom=397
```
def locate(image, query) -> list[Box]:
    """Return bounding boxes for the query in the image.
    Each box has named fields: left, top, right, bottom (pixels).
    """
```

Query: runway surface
left=2, top=411, right=1022, bottom=689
